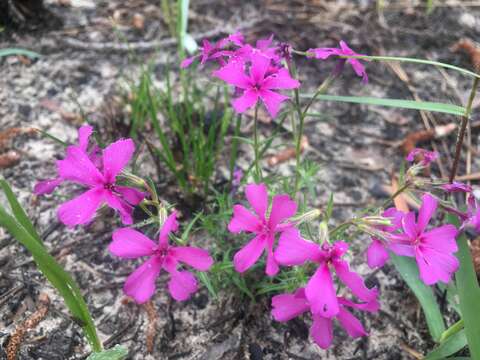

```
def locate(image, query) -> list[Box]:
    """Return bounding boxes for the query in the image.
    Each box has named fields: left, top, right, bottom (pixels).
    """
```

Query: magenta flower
left=406, top=148, right=438, bottom=166
left=308, top=40, right=368, bottom=83
left=213, top=52, right=300, bottom=118
left=389, top=193, right=459, bottom=285
left=109, top=211, right=213, bottom=303
left=441, top=182, right=472, bottom=193
left=275, top=232, right=378, bottom=318
left=462, top=194, right=480, bottom=232
left=366, top=208, right=404, bottom=269
left=272, top=288, right=379, bottom=349
left=34, top=124, right=100, bottom=195
left=228, top=183, right=298, bottom=276
left=181, top=31, right=244, bottom=68
left=56, top=138, right=145, bottom=227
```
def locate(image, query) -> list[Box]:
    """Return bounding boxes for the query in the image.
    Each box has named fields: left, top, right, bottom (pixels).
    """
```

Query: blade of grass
left=0, top=48, right=40, bottom=58
left=301, top=94, right=466, bottom=116
left=424, top=329, right=467, bottom=360
left=390, top=254, right=445, bottom=341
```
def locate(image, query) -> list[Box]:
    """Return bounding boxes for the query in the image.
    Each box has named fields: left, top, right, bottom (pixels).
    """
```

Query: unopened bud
left=319, top=221, right=329, bottom=244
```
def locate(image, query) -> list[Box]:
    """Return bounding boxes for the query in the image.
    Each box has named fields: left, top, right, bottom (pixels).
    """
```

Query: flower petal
left=213, top=61, right=250, bottom=89
left=104, top=192, right=134, bottom=225
left=233, top=234, right=265, bottom=273
left=114, top=186, right=146, bottom=205
left=245, top=183, right=268, bottom=219
left=308, top=47, right=339, bottom=59
left=34, top=178, right=63, bottom=195
left=124, top=256, right=162, bottom=304
left=259, top=89, right=289, bottom=118
left=168, top=270, right=198, bottom=301
left=170, top=246, right=213, bottom=271
left=263, top=68, right=300, bottom=90
left=336, top=307, right=367, bottom=338
left=417, top=193, right=437, bottom=233
left=271, top=289, right=309, bottom=322
left=275, top=228, right=319, bottom=265
left=265, top=235, right=279, bottom=276
left=77, top=124, right=93, bottom=152
left=366, top=239, right=389, bottom=269
left=311, top=314, right=334, bottom=349
left=421, top=225, right=458, bottom=253
left=333, top=259, right=378, bottom=302
left=401, top=211, right=418, bottom=239
left=232, top=89, right=259, bottom=114
left=250, top=52, right=270, bottom=84
left=57, top=146, right=104, bottom=186
left=102, top=139, right=135, bottom=183
left=57, top=187, right=105, bottom=227
left=416, top=247, right=459, bottom=285
left=306, top=263, right=339, bottom=317
left=181, top=55, right=198, bottom=68
left=228, top=204, right=261, bottom=233
left=109, top=228, right=156, bottom=258
left=159, top=211, right=179, bottom=246
left=268, top=194, right=297, bottom=229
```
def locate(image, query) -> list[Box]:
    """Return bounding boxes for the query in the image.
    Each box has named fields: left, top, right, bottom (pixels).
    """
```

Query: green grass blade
left=301, top=94, right=466, bottom=116
left=0, top=179, right=43, bottom=247
left=197, top=272, right=217, bottom=299
left=86, top=345, right=128, bottom=360
left=0, top=48, right=40, bottom=58
left=0, top=190, right=102, bottom=352
left=424, top=329, right=467, bottom=360
left=390, top=254, right=445, bottom=341
left=34, top=128, right=68, bottom=147
left=345, top=55, right=480, bottom=79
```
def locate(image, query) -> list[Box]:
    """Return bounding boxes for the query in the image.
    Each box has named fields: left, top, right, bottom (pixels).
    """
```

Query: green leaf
left=301, top=94, right=466, bottom=116
left=197, top=272, right=217, bottom=299
left=34, top=128, right=68, bottom=147
left=0, top=48, right=40, bottom=59
left=390, top=254, right=445, bottom=341
left=86, top=345, right=128, bottom=360
left=448, top=215, right=480, bottom=359
left=424, top=329, right=467, bottom=360
left=0, top=181, right=102, bottom=352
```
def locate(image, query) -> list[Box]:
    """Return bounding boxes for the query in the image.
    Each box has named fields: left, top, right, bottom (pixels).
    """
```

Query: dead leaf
left=0, top=127, right=36, bottom=151
left=39, top=99, right=82, bottom=124
left=471, top=237, right=480, bottom=276
left=390, top=176, right=410, bottom=213
left=451, top=39, right=480, bottom=71
left=143, top=301, right=158, bottom=354
left=0, top=151, right=21, bottom=169
left=267, top=136, right=308, bottom=166
left=132, top=13, right=145, bottom=30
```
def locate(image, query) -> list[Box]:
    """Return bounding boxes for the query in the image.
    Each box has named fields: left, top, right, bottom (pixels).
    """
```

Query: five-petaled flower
left=272, top=288, right=379, bottom=349
left=389, top=193, right=459, bottom=285
left=308, top=40, right=368, bottom=83
left=275, top=232, right=378, bottom=318
left=228, top=183, right=298, bottom=276
left=56, top=138, right=145, bottom=227
left=214, top=52, right=300, bottom=118
left=406, top=148, right=439, bottom=166
left=109, top=211, right=213, bottom=303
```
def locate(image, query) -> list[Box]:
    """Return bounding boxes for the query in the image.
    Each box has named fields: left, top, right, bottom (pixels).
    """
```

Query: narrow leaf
left=0, top=48, right=40, bottom=59
left=424, top=329, right=467, bottom=360
left=86, top=345, right=128, bottom=360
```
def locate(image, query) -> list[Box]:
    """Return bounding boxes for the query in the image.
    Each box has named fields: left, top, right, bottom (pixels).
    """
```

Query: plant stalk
left=253, top=104, right=262, bottom=181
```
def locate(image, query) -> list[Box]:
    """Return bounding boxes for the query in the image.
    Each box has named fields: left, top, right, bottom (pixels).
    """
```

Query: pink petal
left=271, top=289, right=309, bottom=322
left=417, top=193, right=437, bottom=233
left=233, top=234, right=266, bottom=273
left=232, top=89, right=259, bottom=113
left=421, top=225, right=458, bottom=253
left=168, top=270, right=198, bottom=301
left=159, top=211, right=179, bottom=246
left=57, top=146, right=104, bottom=187
left=306, top=263, right=339, bottom=317
left=77, top=124, right=93, bottom=152
left=348, top=59, right=368, bottom=84
left=170, top=246, right=213, bottom=271
left=34, top=178, right=63, bottom=195
left=102, top=139, right=135, bottom=183
left=268, top=194, right=297, bottom=229
left=245, top=183, right=268, bottom=219
left=124, top=256, right=162, bottom=304
left=333, top=259, right=378, bottom=302
left=265, top=235, right=279, bottom=276
left=263, top=68, right=300, bottom=90
left=336, top=307, right=367, bottom=338
left=308, top=47, right=338, bottom=59
left=416, top=247, right=459, bottom=285
left=213, top=61, right=250, bottom=89
left=402, top=211, right=418, bottom=239
left=259, top=89, right=289, bottom=118
left=366, top=239, right=389, bottom=269
left=104, top=192, right=134, bottom=225
left=228, top=204, right=262, bottom=233
left=389, top=241, right=416, bottom=257
left=115, top=186, right=146, bottom=205
left=57, top=187, right=105, bottom=227
left=311, top=315, right=334, bottom=349
left=181, top=55, right=198, bottom=68
left=275, top=228, right=319, bottom=265
left=339, top=297, right=380, bottom=313
left=250, top=52, right=270, bottom=83
left=109, top=228, right=156, bottom=258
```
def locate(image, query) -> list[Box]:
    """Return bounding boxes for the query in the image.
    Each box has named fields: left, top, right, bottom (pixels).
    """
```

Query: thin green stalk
left=253, top=104, right=262, bottom=181
left=230, top=114, right=242, bottom=183
left=440, top=319, right=465, bottom=343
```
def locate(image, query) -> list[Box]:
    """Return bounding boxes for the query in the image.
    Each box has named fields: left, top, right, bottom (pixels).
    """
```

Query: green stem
left=440, top=319, right=465, bottom=343
left=253, top=104, right=262, bottom=182
left=381, top=181, right=411, bottom=208
left=230, top=114, right=242, bottom=184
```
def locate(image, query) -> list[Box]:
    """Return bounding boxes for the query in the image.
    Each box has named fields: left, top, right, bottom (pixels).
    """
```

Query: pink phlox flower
left=389, top=193, right=459, bottom=285
left=441, top=182, right=472, bottom=193
left=228, top=183, right=298, bottom=276
left=109, top=211, right=214, bottom=303
left=34, top=125, right=100, bottom=195
left=213, top=52, right=300, bottom=118
left=56, top=138, right=146, bottom=227
left=271, top=288, right=379, bottom=349
left=275, top=233, right=378, bottom=318
left=462, top=193, right=480, bottom=232
left=406, top=148, right=439, bottom=166
left=308, top=40, right=368, bottom=83
left=366, top=208, right=404, bottom=269
left=180, top=32, right=244, bottom=69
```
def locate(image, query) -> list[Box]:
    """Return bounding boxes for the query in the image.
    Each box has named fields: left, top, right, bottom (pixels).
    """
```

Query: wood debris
left=451, top=39, right=480, bottom=71
left=0, top=151, right=21, bottom=169
left=143, top=301, right=158, bottom=353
